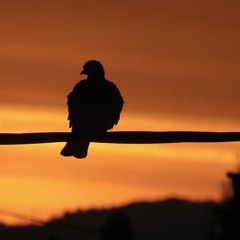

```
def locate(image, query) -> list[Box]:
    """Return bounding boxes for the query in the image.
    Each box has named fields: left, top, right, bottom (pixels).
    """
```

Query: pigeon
left=61, top=60, right=124, bottom=159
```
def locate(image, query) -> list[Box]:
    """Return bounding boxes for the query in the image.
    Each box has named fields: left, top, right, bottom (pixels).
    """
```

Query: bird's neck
left=87, top=76, right=105, bottom=81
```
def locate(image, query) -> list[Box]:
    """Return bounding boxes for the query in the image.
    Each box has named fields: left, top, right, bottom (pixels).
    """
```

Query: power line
left=0, top=209, right=44, bottom=226
left=0, top=208, right=97, bottom=233
left=1, top=131, right=240, bottom=145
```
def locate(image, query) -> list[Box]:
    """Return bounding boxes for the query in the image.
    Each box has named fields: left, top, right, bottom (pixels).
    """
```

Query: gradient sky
left=0, top=0, right=240, bottom=225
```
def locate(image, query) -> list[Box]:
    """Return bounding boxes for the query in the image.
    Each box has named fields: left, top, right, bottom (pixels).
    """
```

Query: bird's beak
left=80, top=70, right=86, bottom=75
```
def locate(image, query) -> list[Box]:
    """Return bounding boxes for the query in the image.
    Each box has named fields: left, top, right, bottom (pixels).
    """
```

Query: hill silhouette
left=0, top=198, right=217, bottom=240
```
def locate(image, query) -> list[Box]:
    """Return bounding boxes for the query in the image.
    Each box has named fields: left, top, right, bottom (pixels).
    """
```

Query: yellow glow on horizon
left=0, top=104, right=239, bottom=225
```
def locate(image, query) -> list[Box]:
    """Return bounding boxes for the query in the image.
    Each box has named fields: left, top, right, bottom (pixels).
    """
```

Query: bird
left=61, top=60, right=124, bottom=159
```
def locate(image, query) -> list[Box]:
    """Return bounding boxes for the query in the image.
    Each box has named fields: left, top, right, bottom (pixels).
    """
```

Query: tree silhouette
left=100, top=211, right=133, bottom=240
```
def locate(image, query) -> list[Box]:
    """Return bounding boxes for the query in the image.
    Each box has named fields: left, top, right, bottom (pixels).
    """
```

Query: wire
left=0, top=209, right=44, bottom=226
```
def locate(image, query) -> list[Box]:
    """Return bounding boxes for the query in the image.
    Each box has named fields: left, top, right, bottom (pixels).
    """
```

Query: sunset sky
left=1, top=0, right=240, bottom=225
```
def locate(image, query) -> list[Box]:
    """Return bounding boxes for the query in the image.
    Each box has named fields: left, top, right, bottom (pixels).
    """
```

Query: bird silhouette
left=61, top=60, right=124, bottom=159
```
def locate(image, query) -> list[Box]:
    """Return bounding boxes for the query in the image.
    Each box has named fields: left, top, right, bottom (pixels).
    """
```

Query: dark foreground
left=0, top=198, right=221, bottom=240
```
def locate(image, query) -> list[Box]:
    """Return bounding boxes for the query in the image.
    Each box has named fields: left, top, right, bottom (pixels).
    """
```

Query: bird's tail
left=60, top=140, right=90, bottom=159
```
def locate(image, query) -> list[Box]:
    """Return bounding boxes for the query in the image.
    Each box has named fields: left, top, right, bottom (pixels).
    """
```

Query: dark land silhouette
left=0, top=198, right=218, bottom=240
left=1, top=172, right=240, bottom=240
left=61, top=60, right=124, bottom=159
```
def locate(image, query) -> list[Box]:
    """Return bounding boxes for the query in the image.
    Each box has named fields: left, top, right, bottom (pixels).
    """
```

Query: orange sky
left=0, top=0, right=240, bottom=225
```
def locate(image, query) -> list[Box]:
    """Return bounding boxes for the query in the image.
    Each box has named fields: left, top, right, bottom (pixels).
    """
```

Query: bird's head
left=80, top=60, right=105, bottom=79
